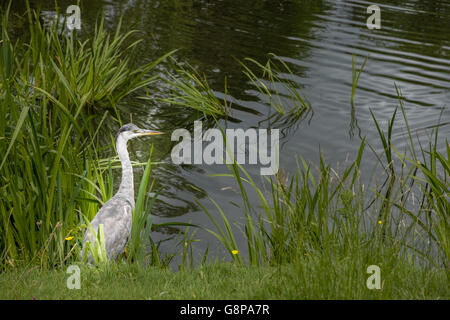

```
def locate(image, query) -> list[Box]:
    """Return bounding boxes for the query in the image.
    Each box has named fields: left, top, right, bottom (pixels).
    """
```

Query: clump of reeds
left=25, top=6, right=173, bottom=112
left=159, top=59, right=229, bottom=117
left=199, top=58, right=448, bottom=274
left=0, top=3, right=172, bottom=268
left=239, top=53, right=312, bottom=116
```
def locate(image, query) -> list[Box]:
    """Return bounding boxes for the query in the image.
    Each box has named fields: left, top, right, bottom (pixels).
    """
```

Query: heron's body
left=82, top=195, right=133, bottom=261
left=81, top=124, right=162, bottom=262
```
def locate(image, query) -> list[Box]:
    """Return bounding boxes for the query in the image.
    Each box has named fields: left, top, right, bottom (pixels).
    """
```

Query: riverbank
left=1, top=3, right=448, bottom=300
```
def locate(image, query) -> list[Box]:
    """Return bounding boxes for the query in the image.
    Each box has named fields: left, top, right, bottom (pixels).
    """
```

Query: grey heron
left=81, top=123, right=163, bottom=262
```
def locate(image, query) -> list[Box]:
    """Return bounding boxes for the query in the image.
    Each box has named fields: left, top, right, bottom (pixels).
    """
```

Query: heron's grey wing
left=82, top=196, right=133, bottom=261
left=103, top=200, right=133, bottom=260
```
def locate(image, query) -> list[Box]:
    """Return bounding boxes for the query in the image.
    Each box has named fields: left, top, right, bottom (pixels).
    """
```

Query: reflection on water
left=12, top=0, right=450, bottom=258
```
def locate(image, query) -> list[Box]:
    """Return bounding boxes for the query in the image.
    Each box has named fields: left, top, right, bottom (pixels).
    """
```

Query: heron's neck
left=116, top=136, right=135, bottom=207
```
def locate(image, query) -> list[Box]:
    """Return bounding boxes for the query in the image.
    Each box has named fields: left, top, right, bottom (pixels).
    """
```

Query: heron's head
left=115, top=123, right=163, bottom=143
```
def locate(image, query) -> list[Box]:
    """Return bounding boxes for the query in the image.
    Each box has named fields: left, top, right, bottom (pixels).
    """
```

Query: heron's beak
left=137, top=129, right=164, bottom=136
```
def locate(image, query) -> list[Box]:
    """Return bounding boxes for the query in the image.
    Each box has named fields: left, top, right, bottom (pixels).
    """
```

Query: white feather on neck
left=116, top=134, right=135, bottom=208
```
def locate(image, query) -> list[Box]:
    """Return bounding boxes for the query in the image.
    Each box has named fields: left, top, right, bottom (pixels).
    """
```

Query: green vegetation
left=0, top=259, right=447, bottom=299
left=351, top=54, right=368, bottom=105
left=0, top=2, right=448, bottom=300
left=158, top=60, right=229, bottom=117
left=0, top=4, right=173, bottom=268
left=199, top=76, right=448, bottom=276
left=239, top=53, right=312, bottom=115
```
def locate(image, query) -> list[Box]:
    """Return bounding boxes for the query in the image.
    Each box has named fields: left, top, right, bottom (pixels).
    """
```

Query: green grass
left=0, top=258, right=447, bottom=299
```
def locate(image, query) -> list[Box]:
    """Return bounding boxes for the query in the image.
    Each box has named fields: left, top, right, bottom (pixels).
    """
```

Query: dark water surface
left=11, top=0, right=450, bottom=261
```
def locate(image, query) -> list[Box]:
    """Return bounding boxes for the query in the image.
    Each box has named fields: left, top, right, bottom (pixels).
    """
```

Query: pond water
left=14, top=0, right=450, bottom=262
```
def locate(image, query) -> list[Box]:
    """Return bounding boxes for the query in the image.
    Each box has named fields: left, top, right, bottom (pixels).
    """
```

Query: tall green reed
left=351, top=54, right=368, bottom=105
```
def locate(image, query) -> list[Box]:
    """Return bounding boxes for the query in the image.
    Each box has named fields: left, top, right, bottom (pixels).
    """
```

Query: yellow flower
left=231, top=250, right=239, bottom=255
left=65, top=236, right=74, bottom=241
left=378, top=220, right=382, bottom=225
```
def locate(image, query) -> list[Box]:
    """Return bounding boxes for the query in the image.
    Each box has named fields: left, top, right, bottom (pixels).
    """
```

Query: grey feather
left=82, top=196, right=133, bottom=262
left=81, top=123, right=160, bottom=263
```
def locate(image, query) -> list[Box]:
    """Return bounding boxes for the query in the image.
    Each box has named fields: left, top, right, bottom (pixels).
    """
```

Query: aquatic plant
left=239, top=53, right=312, bottom=116
left=159, top=59, right=229, bottom=117
left=351, top=54, right=368, bottom=105
left=198, top=58, right=448, bottom=273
